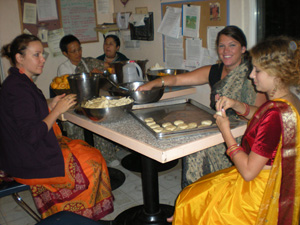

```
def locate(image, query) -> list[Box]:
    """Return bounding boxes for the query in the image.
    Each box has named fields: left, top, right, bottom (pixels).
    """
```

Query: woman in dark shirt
left=97, top=35, right=129, bottom=63
left=0, top=34, right=113, bottom=221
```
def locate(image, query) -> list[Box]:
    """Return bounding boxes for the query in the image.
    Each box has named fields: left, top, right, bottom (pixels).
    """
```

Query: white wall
left=0, top=0, right=255, bottom=102
left=0, top=0, right=113, bottom=98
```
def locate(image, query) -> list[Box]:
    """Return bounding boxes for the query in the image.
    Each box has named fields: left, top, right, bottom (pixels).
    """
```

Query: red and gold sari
left=15, top=123, right=114, bottom=220
left=173, top=99, right=300, bottom=224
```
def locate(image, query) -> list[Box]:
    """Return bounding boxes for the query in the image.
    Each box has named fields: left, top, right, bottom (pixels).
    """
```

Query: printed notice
left=23, top=3, right=37, bottom=24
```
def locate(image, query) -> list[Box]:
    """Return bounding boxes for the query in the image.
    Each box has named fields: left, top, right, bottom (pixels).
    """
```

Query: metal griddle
left=130, top=99, right=243, bottom=139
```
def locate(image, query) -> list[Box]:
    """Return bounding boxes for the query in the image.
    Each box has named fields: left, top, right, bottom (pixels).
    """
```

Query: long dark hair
left=216, top=25, right=247, bottom=48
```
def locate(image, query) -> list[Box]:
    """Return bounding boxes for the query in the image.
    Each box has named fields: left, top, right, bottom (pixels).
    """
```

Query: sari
left=173, top=99, right=300, bottom=224
left=182, top=62, right=256, bottom=188
left=15, top=123, right=114, bottom=220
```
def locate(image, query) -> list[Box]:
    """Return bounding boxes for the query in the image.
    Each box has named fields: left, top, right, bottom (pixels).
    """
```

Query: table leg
left=83, top=129, right=125, bottom=191
left=84, top=129, right=94, bottom=146
left=114, top=155, right=174, bottom=225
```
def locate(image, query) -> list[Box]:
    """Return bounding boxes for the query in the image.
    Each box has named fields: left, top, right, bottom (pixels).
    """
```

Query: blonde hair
left=250, top=36, right=300, bottom=88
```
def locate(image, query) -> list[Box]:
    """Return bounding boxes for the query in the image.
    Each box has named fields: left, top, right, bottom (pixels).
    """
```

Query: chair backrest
left=0, top=180, right=30, bottom=197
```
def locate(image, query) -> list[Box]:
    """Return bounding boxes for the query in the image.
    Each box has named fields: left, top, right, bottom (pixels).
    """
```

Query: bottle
left=37, top=23, right=48, bottom=42
left=122, top=61, right=143, bottom=83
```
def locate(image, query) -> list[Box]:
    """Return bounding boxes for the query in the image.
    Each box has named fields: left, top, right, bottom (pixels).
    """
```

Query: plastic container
left=122, top=61, right=143, bottom=83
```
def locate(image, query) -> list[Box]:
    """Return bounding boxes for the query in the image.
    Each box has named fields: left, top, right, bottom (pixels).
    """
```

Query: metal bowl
left=80, top=96, right=134, bottom=122
left=109, top=81, right=164, bottom=104
left=147, top=69, right=189, bottom=81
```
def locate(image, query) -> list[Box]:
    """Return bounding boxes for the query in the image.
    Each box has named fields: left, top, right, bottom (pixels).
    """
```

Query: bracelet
left=236, top=103, right=250, bottom=117
left=226, top=144, right=243, bottom=160
left=160, top=77, right=165, bottom=87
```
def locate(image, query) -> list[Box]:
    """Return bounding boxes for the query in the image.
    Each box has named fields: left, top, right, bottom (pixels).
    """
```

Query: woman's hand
left=136, top=81, right=155, bottom=91
left=167, top=215, right=173, bottom=223
left=214, top=108, right=231, bottom=134
left=48, top=94, right=66, bottom=111
left=43, top=94, right=77, bottom=131
left=215, top=95, right=237, bottom=112
left=52, top=94, right=77, bottom=115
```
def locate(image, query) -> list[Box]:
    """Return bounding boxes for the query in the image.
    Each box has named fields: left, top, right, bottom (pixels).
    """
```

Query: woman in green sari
left=138, top=25, right=266, bottom=188
left=170, top=36, right=300, bottom=225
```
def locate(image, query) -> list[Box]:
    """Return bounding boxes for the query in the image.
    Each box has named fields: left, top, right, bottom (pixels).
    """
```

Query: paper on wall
left=182, top=5, right=200, bottom=38
left=129, top=14, right=149, bottom=27
left=47, top=28, right=65, bottom=57
left=165, top=34, right=183, bottom=49
left=23, top=3, right=37, bottom=24
left=165, top=48, right=184, bottom=69
left=186, top=38, right=202, bottom=61
left=37, top=0, right=58, bottom=21
left=207, top=26, right=225, bottom=50
left=97, top=0, right=110, bottom=13
left=158, top=7, right=181, bottom=38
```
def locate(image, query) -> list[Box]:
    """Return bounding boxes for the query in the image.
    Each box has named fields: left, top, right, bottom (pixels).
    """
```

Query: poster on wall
left=60, top=0, right=98, bottom=42
left=182, top=4, right=200, bottom=38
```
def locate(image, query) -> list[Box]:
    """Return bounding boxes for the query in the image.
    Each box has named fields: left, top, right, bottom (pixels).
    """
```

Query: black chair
left=35, top=211, right=114, bottom=225
left=0, top=180, right=41, bottom=222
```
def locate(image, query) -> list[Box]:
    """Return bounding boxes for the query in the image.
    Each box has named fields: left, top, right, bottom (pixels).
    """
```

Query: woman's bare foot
left=167, top=215, right=173, bottom=223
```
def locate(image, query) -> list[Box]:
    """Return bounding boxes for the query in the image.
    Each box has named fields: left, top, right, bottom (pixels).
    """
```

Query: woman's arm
left=137, top=65, right=212, bottom=91
left=44, top=94, right=77, bottom=131
left=215, top=94, right=266, bottom=120
left=215, top=108, right=281, bottom=181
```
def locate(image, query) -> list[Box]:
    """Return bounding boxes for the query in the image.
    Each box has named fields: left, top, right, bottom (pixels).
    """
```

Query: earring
left=270, top=85, right=277, bottom=98
left=19, top=67, right=26, bottom=74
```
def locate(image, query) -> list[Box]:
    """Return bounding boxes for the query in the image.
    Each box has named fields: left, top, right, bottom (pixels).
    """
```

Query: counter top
left=63, top=110, right=246, bottom=163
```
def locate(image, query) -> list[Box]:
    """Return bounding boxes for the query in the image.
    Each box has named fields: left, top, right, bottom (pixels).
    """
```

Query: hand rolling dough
left=215, top=111, right=222, bottom=116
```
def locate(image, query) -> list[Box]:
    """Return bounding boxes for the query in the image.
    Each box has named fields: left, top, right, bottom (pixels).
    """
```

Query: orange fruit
left=63, top=78, right=69, bottom=84
left=58, top=83, right=67, bottom=89
left=54, top=77, right=62, bottom=84
left=51, top=82, right=58, bottom=89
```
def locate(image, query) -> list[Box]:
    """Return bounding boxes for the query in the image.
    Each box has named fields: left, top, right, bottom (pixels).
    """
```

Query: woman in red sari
left=170, top=36, right=300, bottom=224
left=0, top=34, right=113, bottom=221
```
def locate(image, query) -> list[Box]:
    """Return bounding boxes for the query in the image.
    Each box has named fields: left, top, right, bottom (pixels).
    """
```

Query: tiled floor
left=0, top=149, right=182, bottom=224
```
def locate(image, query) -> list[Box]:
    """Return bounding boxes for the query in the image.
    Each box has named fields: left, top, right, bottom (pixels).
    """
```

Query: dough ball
left=174, top=120, right=184, bottom=126
left=201, top=120, right=213, bottom=126
left=188, top=122, right=197, bottom=129
left=165, top=125, right=177, bottom=131
left=162, top=122, right=172, bottom=128
left=153, top=127, right=164, bottom=133
left=150, top=124, right=161, bottom=129
left=144, top=117, right=154, bottom=123
left=215, top=111, right=222, bottom=116
left=146, top=121, right=156, bottom=126
left=178, top=123, right=188, bottom=130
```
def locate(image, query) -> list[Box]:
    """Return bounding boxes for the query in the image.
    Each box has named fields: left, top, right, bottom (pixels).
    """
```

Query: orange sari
left=15, top=123, right=114, bottom=220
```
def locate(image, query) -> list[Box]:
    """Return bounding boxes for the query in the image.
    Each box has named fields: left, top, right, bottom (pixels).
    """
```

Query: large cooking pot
left=112, top=60, right=148, bottom=83
left=68, top=73, right=101, bottom=103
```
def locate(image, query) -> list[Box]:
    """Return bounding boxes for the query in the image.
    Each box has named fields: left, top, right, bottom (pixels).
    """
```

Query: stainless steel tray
left=130, top=98, right=244, bottom=139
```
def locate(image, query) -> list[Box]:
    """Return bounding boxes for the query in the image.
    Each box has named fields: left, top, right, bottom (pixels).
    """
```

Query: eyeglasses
left=68, top=47, right=82, bottom=54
